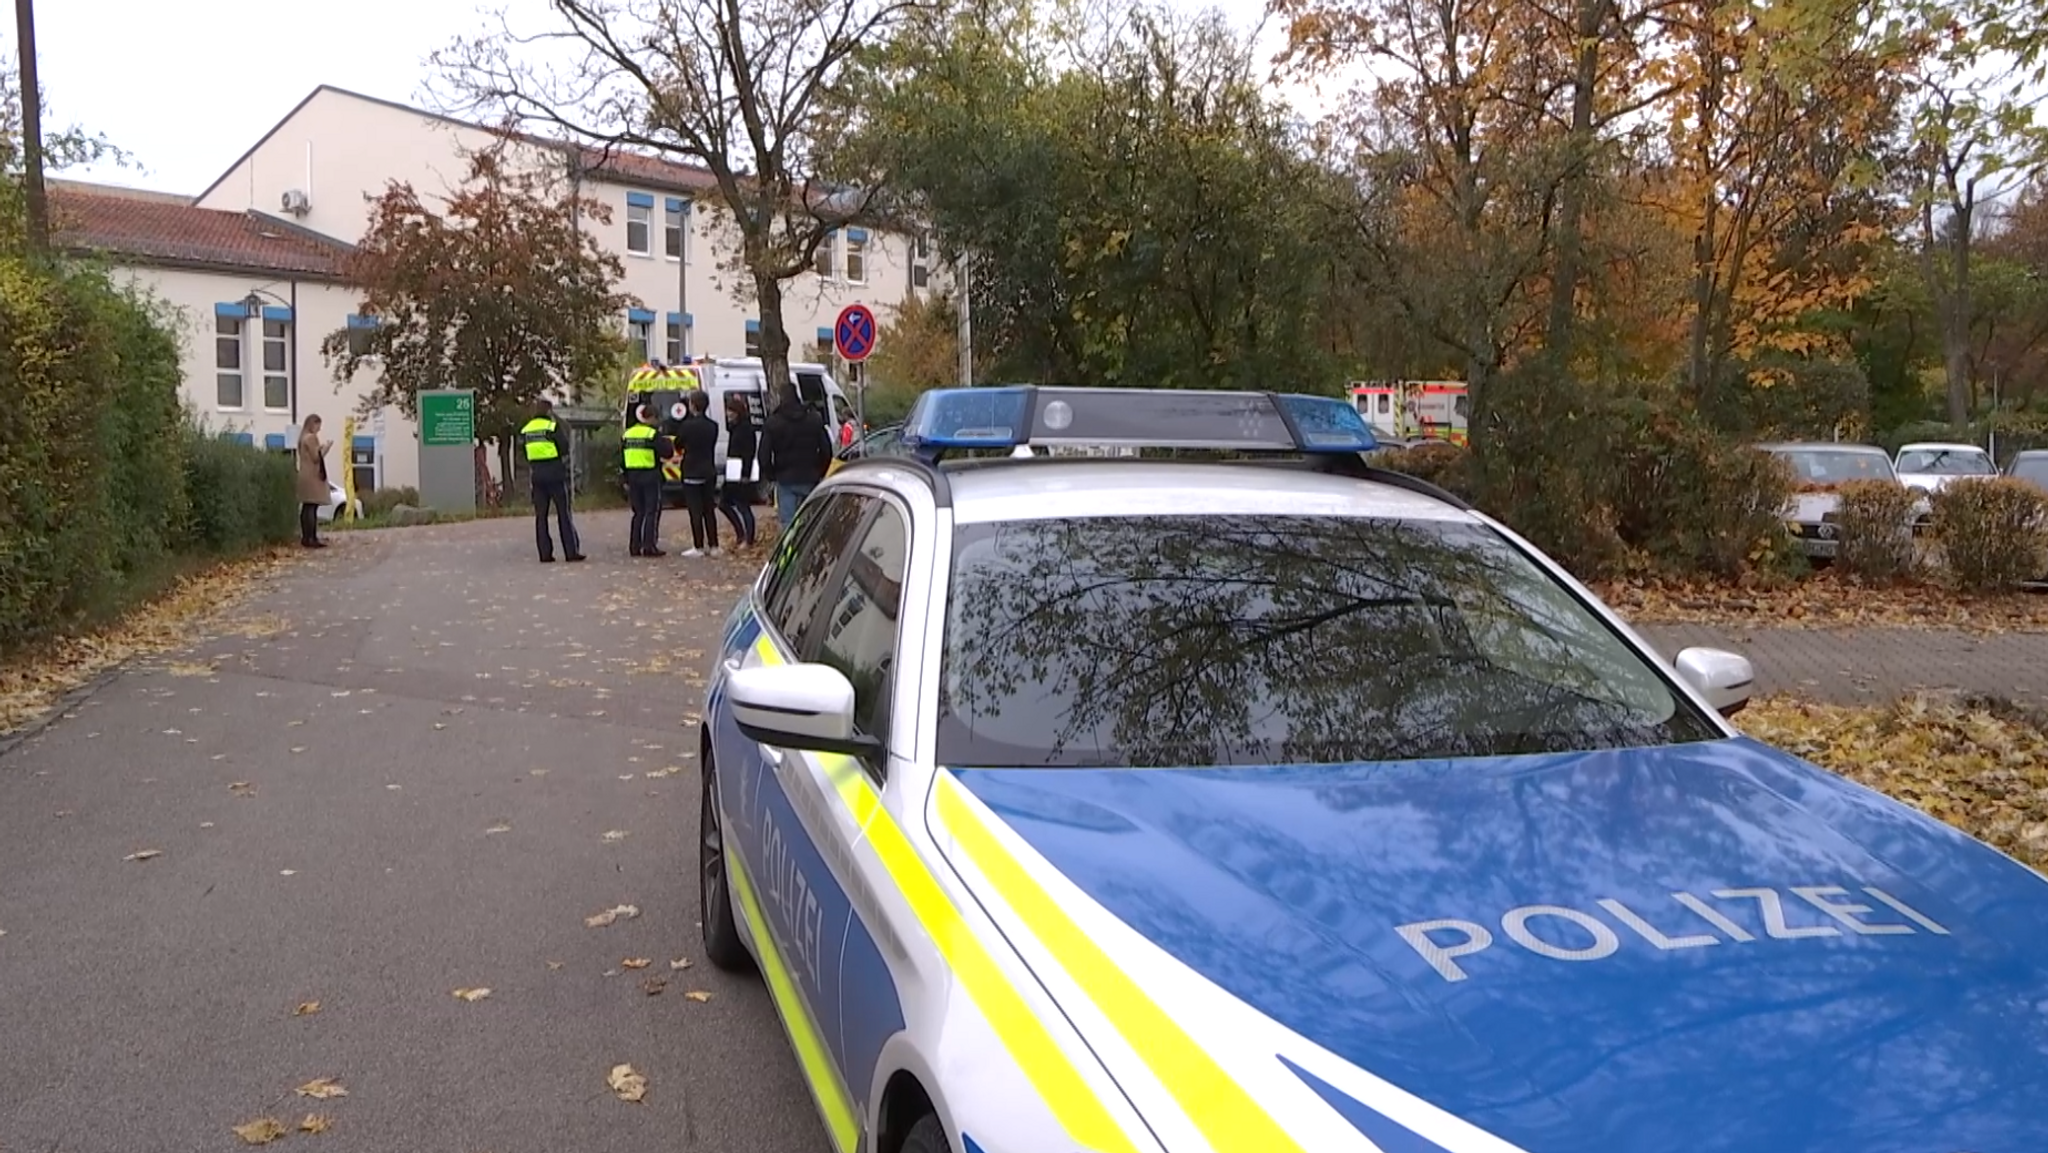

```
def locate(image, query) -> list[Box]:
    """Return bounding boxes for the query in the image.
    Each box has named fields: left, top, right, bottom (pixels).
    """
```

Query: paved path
left=1637, top=622, right=2048, bottom=708
left=0, top=511, right=824, bottom=1153
left=6, top=511, right=2048, bottom=1152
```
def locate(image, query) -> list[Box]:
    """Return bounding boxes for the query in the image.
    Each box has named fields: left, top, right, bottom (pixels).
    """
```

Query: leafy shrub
left=1930, top=477, right=2048, bottom=590
left=1368, top=442, right=1471, bottom=497
left=182, top=431, right=298, bottom=554
left=361, top=486, right=422, bottom=517
left=1832, top=480, right=1919, bottom=581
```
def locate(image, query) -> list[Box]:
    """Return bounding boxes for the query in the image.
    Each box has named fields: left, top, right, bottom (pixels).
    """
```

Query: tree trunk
left=754, top=272, right=797, bottom=410
left=1941, top=197, right=1975, bottom=424
left=1684, top=15, right=1724, bottom=409
left=1546, top=0, right=1607, bottom=361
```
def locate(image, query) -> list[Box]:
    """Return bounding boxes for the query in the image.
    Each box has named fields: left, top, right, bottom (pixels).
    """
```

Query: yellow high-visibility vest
left=623, top=423, right=659, bottom=471
left=520, top=417, right=561, bottom=462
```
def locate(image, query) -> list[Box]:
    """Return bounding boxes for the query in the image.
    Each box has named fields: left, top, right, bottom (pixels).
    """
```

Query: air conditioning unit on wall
left=280, top=189, right=312, bottom=216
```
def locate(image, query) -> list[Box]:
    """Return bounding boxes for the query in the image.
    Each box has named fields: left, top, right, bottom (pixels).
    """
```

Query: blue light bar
left=899, top=386, right=1378, bottom=460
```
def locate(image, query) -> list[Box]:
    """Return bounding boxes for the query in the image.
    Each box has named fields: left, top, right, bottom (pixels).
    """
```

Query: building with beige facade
left=53, top=84, right=938, bottom=495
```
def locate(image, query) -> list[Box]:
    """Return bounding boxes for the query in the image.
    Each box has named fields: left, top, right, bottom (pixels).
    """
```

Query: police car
left=700, top=386, right=2048, bottom=1153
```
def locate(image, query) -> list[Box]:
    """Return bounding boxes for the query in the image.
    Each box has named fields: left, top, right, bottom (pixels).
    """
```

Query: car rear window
left=936, top=516, right=1721, bottom=768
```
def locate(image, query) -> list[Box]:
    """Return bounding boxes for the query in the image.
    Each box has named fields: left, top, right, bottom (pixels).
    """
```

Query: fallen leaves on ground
left=298, top=1114, right=333, bottom=1135
left=641, top=976, right=668, bottom=996
left=620, top=957, right=651, bottom=969
left=294, top=1077, right=348, bottom=1100
left=668, top=957, right=692, bottom=971
left=584, top=904, right=641, bottom=928
left=602, top=829, right=629, bottom=842
left=452, top=987, right=492, bottom=1002
left=0, top=550, right=294, bottom=734
left=684, top=990, right=712, bottom=1003
left=229, top=781, right=257, bottom=797
left=293, top=1001, right=320, bottom=1016
left=1593, top=573, right=2048, bottom=633
left=232, top=1117, right=288, bottom=1145
left=123, top=849, right=162, bottom=862
left=607, top=1063, right=648, bottom=1102
left=1742, top=691, right=2048, bottom=869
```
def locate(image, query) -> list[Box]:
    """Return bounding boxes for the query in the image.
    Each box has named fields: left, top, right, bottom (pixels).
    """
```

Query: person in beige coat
left=296, top=414, right=333, bottom=548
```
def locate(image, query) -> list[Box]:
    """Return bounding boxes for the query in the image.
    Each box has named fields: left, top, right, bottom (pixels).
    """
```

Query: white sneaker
left=707, top=547, right=724, bottom=558
left=680, top=548, right=704, bottom=558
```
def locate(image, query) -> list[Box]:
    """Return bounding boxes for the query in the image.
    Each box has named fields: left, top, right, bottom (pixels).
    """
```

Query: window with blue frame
left=626, top=191, right=653, bottom=255
left=814, top=231, right=836, bottom=279
left=666, top=312, right=692, bottom=363
left=745, top=317, right=762, bottom=358
left=664, top=198, right=688, bottom=261
left=345, top=313, right=379, bottom=358
left=845, top=228, right=868, bottom=284
left=628, top=308, right=656, bottom=359
left=214, top=304, right=245, bottom=408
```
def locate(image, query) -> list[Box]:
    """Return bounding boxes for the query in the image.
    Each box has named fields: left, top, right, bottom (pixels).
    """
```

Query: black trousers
left=627, top=474, right=663, bottom=554
left=532, top=476, right=580, bottom=559
left=683, top=480, right=718, bottom=550
left=717, top=481, right=757, bottom=545
left=299, top=502, right=320, bottom=545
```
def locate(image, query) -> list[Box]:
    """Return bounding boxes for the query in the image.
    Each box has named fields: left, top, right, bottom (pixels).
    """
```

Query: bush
left=361, top=486, right=422, bottom=517
left=1368, top=442, right=1471, bottom=497
left=1, top=258, right=145, bottom=646
left=1931, top=477, right=2048, bottom=590
left=182, top=430, right=298, bottom=554
left=1832, top=480, right=1919, bottom=581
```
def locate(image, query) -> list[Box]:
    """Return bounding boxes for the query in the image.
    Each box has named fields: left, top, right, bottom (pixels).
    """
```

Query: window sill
left=627, top=250, right=654, bottom=260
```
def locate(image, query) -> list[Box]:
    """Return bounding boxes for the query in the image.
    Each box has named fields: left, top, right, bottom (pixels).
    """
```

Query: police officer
left=623, top=403, right=672, bottom=557
left=521, top=399, right=585, bottom=563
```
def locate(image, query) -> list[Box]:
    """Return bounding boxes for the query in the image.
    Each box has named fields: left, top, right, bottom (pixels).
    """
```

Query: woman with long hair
left=295, top=414, right=332, bottom=548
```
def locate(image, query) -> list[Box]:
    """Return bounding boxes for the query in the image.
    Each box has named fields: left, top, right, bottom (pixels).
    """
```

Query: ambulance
left=1349, top=380, right=1469, bottom=446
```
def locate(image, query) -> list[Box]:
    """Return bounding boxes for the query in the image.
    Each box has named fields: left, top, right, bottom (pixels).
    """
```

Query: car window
left=936, top=516, right=1721, bottom=768
left=1770, top=448, right=1895, bottom=484
left=813, top=504, right=909, bottom=746
left=760, top=493, right=869, bottom=657
left=2011, top=456, right=2048, bottom=489
left=1897, top=448, right=1994, bottom=475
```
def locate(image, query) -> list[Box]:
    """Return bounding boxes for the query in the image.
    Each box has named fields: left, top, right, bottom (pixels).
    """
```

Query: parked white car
left=314, top=480, right=363, bottom=523
left=1895, top=442, right=1997, bottom=495
left=1758, top=441, right=1922, bottom=560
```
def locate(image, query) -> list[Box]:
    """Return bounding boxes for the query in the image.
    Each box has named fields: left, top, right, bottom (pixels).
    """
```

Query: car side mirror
left=729, top=663, right=881, bottom=758
left=1674, top=647, right=1755, bottom=718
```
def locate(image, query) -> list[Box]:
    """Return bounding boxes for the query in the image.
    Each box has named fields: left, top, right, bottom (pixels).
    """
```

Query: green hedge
left=183, top=432, right=298, bottom=553
left=0, top=254, right=295, bottom=650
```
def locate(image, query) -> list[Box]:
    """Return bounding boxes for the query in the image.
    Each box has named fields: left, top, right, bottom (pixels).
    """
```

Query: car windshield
left=936, top=516, right=1721, bottom=768
left=1767, top=448, right=1895, bottom=485
left=1897, top=448, right=1994, bottom=475
left=2011, top=455, right=2048, bottom=489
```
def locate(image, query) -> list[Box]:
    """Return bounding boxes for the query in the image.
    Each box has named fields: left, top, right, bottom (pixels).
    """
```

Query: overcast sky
left=14, top=0, right=1324, bottom=196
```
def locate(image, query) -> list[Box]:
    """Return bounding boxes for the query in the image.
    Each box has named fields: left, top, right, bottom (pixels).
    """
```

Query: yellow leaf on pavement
left=668, top=957, right=692, bottom=970
left=232, top=1117, right=288, bottom=1145
left=607, top=1063, right=648, bottom=1102
left=295, top=1077, right=348, bottom=1099
left=684, top=990, right=712, bottom=1002
left=452, top=987, right=492, bottom=1002
left=298, top=1113, right=333, bottom=1134
left=620, top=958, right=651, bottom=969
left=293, top=1001, right=320, bottom=1016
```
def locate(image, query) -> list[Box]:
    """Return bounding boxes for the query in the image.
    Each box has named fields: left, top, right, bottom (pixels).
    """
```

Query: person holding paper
left=718, top=392, right=759, bottom=548
left=674, top=390, right=722, bottom=557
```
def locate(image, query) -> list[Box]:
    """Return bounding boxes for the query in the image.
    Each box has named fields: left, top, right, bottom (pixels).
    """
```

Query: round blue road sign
left=835, top=303, right=877, bottom=362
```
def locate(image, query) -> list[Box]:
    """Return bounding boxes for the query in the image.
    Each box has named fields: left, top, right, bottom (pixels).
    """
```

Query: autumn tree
left=321, top=148, right=634, bottom=479
left=432, top=0, right=922, bottom=408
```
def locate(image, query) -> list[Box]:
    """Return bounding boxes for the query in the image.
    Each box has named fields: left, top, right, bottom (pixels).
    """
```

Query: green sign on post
left=421, top=391, right=475, bottom=446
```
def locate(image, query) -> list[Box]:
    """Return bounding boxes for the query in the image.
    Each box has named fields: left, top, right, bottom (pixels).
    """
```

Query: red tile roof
left=51, top=187, right=352, bottom=277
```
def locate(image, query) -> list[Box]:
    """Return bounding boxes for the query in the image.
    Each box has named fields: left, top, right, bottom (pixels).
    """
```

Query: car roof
left=1898, top=442, right=1989, bottom=454
left=924, top=460, right=1481, bottom=525
left=2012, top=448, right=2048, bottom=459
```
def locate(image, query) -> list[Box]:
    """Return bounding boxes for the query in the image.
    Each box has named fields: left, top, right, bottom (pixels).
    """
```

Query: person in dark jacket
left=717, top=392, right=759, bottom=548
left=760, top=394, right=835, bottom=528
left=520, top=399, right=584, bottom=563
left=673, top=390, right=722, bottom=557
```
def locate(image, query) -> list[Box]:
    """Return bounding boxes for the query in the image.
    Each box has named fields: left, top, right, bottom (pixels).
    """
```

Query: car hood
left=936, top=740, right=2048, bottom=1153
left=1784, top=491, right=1837, bottom=522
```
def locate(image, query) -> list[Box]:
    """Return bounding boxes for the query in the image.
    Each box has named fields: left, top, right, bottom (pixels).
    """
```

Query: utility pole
left=14, top=0, right=49, bottom=255
left=956, top=251, right=973, bottom=387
